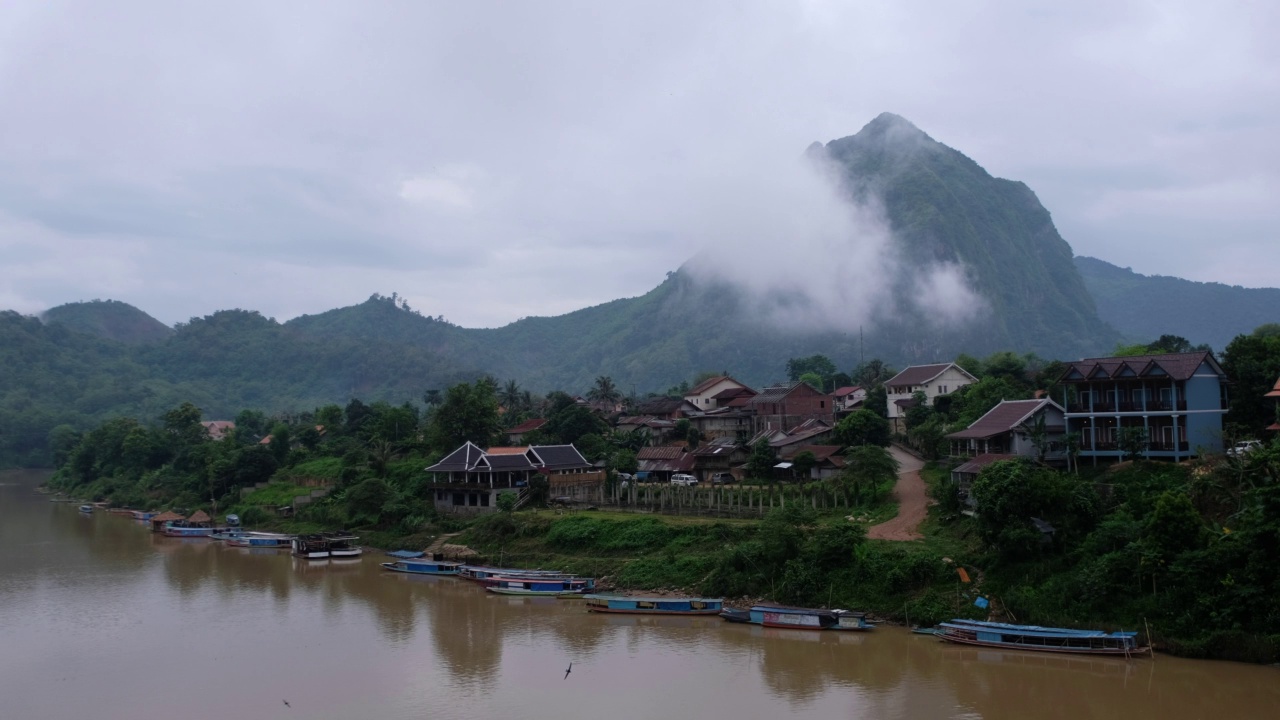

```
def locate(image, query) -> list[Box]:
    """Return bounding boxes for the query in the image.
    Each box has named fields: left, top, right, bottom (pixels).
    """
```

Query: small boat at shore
left=326, top=534, right=362, bottom=558
left=912, top=626, right=942, bottom=635
left=584, top=594, right=724, bottom=615
left=162, top=522, right=214, bottom=537
left=78, top=504, right=94, bottom=514
left=723, top=605, right=875, bottom=631
left=936, top=619, right=1149, bottom=656
left=292, top=534, right=331, bottom=559
left=459, top=565, right=596, bottom=590
left=227, top=532, right=293, bottom=549
left=381, top=559, right=463, bottom=575
left=485, top=577, right=592, bottom=597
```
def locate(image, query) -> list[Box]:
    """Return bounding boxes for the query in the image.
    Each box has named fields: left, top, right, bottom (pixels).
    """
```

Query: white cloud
left=398, top=164, right=487, bottom=212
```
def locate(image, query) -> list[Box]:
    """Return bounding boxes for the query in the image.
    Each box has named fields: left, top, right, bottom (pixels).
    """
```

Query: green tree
left=1116, top=426, right=1149, bottom=461
left=163, top=402, right=206, bottom=446
left=427, top=380, right=502, bottom=451
left=791, top=450, right=817, bottom=480
left=587, top=376, right=622, bottom=408
left=610, top=448, right=638, bottom=475
left=841, top=444, right=899, bottom=504
left=787, top=355, right=837, bottom=385
left=747, top=440, right=778, bottom=481
left=833, top=409, right=891, bottom=448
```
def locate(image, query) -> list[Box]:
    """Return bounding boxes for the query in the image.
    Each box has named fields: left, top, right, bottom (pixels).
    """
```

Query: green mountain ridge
left=1075, top=256, right=1280, bottom=351
left=5, top=113, right=1275, bottom=465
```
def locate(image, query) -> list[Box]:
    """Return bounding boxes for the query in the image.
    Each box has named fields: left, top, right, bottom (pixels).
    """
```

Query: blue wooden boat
left=584, top=594, right=724, bottom=615
left=210, top=529, right=248, bottom=541
left=911, top=626, right=942, bottom=635
left=719, top=608, right=752, bottom=623
left=484, top=576, right=592, bottom=597
left=381, top=559, right=462, bottom=575
left=936, top=619, right=1149, bottom=656
left=227, top=532, right=293, bottom=548
left=78, top=504, right=94, bottom=514
left=162, top=522, right=214, bottom=537
left=748, top=605, right=875, bottom=631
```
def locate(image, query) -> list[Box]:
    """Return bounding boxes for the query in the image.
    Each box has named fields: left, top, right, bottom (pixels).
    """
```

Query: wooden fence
left=601, top=482, right=862, bottom=518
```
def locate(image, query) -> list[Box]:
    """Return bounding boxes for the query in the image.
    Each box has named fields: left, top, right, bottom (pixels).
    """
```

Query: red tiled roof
left=886, top=363, right=972, bottom=387
left=688, top=375, right=744, bottom=396
left=953, top=453, right=1018, bottom=475
left=508, top=418, right=547, bottom=434
left=833, top=386, right=862, bottom=397
left=1265, top=376, right=1280, bottom=398
left=712, top=387, right=757, bottom=400
left=946, top=399, right=1061, bottom=440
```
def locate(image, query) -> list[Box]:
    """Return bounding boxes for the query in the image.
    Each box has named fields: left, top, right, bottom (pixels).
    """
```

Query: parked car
left=1227, top=440, right=1263, bottom=457
left=670, top=473, right=697, bottom=486
left=710, top=472, right=736, bottom=485
left=616, top=473, right=635, bottom=481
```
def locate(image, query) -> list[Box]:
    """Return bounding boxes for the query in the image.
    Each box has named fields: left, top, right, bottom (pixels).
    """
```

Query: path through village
left=866, top=445, right=929, bottom=541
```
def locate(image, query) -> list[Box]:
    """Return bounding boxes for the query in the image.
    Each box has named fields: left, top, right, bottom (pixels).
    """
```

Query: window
left=820, top=400, right=825, bottom=408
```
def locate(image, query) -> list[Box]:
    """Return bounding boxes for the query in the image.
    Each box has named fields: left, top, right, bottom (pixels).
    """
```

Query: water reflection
left=4, top=468, right=1280, bottom=720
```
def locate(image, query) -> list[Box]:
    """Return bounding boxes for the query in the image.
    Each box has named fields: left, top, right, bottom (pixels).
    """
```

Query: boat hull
left=585, top=595, right=723, bottom=615
left=937, top=619, right=1147, bottom=656
left=381, top=561, right=461, bottom=575
left=486, top=587, right=585, bottom=597
left=937, top=633, right=1148, bottom=656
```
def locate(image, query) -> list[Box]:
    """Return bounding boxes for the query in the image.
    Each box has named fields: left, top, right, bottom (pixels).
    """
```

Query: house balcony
left=1066, top=399, right=1187, bottom=414
left=1078, top=438, right=1189, bottom=453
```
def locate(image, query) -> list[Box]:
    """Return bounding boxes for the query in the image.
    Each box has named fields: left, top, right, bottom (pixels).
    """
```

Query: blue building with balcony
left=1058, top=351, right=1229, bottom=463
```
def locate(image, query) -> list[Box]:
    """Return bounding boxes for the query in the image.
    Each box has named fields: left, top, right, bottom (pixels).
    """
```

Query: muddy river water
left=2, top=469, right=1276, bottom=720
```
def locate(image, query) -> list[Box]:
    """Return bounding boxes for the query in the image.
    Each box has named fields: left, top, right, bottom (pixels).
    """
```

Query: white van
left=670, top=474, right=697, bottom=486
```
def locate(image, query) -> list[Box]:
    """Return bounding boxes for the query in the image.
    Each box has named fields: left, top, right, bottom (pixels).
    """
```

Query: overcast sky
left=0, top=1, right=1275, bottom=328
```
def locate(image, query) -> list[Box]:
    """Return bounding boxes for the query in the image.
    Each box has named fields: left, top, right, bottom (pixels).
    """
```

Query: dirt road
left=866, top=446, right=929, bottom=541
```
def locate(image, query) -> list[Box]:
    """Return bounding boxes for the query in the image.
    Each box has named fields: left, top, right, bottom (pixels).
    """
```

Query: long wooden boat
left=381, top=559, right=463, bottom=575
left=459, top=565, right=596, bottom=590
left=750, top=605, right=875, bottom=631
left=484, top=576, right=592, bottom=597
left=936, top=619, right=1149, bottom=656
left=584, top=594, right=723, bottom=615
left=719, top=609, right=752, bottom=623
left=162, top=522, right=214, bottom=537
left=78, top=504, right=94, bottom=514
left=227, top=533, right=293, bottom=549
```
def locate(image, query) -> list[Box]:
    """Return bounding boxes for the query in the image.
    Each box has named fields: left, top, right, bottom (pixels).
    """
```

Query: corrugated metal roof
left=507, top=418, right=547, bottom=434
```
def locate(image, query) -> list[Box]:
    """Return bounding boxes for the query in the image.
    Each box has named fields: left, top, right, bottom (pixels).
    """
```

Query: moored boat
left=719, top=608, right=752, bottom=623
left=742, top=605, right=875, bottom=631
left=162, top=521, right=215, bottom=537
left=484, top=576, right=592, bottom=597
left=381, top=559, right=463, bottom=575
left=458, top=565, right=569, bottom=583
left=325, top=533, right=362, bottom=558
left=936, top=619, right=1149, bottom=656
left=226, top=532, right=293, bottom=548
left=78, top=504, right=94, bottom=514
left=291, top=534, right=331, bottom=559
left=584, top=594, right=723, bottom=615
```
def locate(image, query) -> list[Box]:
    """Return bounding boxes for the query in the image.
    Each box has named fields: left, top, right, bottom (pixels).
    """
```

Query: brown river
left=2, top=469, right=1277, bottom=720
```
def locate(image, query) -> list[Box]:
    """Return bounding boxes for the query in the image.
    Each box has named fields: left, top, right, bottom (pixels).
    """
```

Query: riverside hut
left=186, top=510, right=213, bottom=528
left=149, top=511, right=185, bottom=533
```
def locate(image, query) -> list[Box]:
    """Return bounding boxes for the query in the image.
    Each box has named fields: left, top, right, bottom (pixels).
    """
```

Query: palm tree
left=500, top=380, right=523, bottom=413
left=587, top=376, right=622, bottom=407
left=422, top=389, right=442, bottom=409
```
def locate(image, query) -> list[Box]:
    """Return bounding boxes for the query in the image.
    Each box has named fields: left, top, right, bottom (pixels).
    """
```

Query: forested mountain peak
left=41, top=299, right=172, bottom=345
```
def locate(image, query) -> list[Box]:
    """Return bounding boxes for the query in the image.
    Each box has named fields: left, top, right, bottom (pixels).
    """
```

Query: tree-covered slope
left=1076, top=256, right=1280, bottom=351
left=42, top=299, right=173, bottom=344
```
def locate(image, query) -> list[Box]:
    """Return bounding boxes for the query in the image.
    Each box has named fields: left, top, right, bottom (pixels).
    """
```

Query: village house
left=200, top=420, right=236, bottom=441
left=777, top=444, right=845, bottom=480
left=946, top=399, right=1066, bottom=462
left=768, top=418, right=835, bottom=455
left=504, top=418, right=547, bottom=445
left=633, top=397, right=700, bottom=420
left=748, top=382, right=834, bottom=433
left=635, top=445, right=694, bottom=482
left=885, top=363, right=978, bottom=432
left=691, top=438, right=749, bottom=480
left=688, top=407, right=753, bottom=442
left=1058, top=351, right=1229, bottom=462
left=832, top=386, right=867, bottom=416
left=614, top=415, right=675, bottom=444
left=950, top=453, right=1017, bottom=505
left=682, top=376, right=754, bottom=411
left=424, top=442, right=601, bottom=513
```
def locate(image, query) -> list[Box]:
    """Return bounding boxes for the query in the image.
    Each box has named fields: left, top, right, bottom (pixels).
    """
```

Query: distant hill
left=42, top=300, right=173, bottom=344
left=1075, top=256, right=1280, bottom=351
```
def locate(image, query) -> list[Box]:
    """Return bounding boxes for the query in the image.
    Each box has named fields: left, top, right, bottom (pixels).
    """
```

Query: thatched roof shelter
left=150, top=511, right=185, bottom=531
left=186, top=510, right=212, bottom=526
